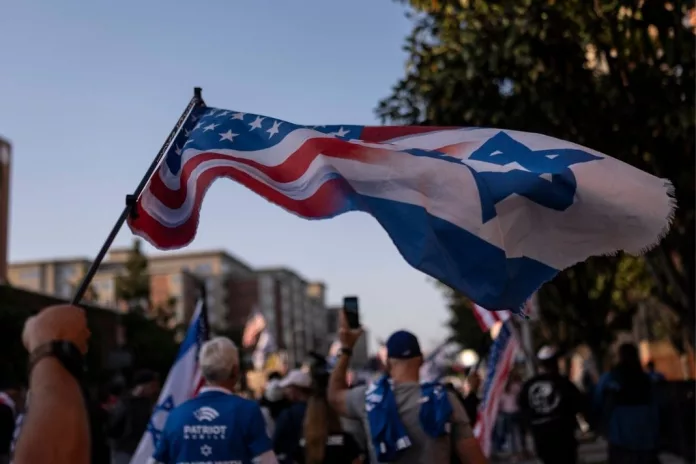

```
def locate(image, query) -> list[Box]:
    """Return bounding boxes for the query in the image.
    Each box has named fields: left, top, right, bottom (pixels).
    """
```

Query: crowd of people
left=0, top=304, right=670, bottom=464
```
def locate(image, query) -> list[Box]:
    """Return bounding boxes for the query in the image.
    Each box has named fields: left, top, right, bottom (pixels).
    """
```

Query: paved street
left=491, top=438, right=686, bottom=464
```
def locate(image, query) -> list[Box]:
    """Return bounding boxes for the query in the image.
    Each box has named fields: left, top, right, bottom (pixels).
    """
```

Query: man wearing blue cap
left=328, top=314, right=487, bottom=464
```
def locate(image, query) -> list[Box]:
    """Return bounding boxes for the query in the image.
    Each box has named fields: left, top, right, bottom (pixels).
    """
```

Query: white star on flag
left=219, top=130, right=238, bottom=143
left=231, top=112, right=245, bottom=120
left=193, top=122, right=203, bottom=131
left=266, top=121, right=282, bottom=138
left=203, top=123, right=219, bottom=132
left=331, top=127, right=350, bottom=137
left=216, top=111, right=230, bottom=117
left=174, top=145, right=182, bottom=156
left=249, top=116, right=265, bottom=131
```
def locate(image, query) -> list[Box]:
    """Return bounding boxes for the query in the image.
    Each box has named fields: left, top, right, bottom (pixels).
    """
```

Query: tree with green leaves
left=115, top=238, right=150, bottom=314
left=537, top=254, right=653, bottom=365
left=380, top=0, right=695, bottom=348
left=439, top=283, right=491, bottom=354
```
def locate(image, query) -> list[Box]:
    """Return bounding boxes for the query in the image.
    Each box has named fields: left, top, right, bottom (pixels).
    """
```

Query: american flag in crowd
left=473, top=322, right=519, bottom=457
left=472, top=292, right=539, bottom=331
left=128, top=104, right=673, bottom=312
left=242, top=310, right=266, bottom=348
left=130, top=298, right=209, bottom=464
left=472, top=304, right=511, bottom=332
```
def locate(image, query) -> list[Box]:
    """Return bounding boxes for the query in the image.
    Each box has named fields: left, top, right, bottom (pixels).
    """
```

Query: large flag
left=129, top=105, right=674, bottom=310
left=130, top=299, right=208, bottom=464
left=473, top=322, right=519, bottom=457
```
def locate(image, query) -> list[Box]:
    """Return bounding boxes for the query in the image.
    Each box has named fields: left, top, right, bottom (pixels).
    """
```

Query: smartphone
left=343, top=296, right=360, bottom=329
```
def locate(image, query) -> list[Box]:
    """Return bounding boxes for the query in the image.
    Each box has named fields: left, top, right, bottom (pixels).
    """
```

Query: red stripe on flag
left=129, top=168, right=353, bottom=250
left=474, top=335, right=519, bottom=456
left=359, top=126, right=453, bottom=143
left=471, top=305, right=490, bottom=332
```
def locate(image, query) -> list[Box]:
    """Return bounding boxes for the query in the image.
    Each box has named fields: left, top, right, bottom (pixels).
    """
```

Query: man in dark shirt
left=108, top=370, right=160, bottom=464
left=0, top=381, right=22, bottom=464
left=518, top=346, right=585, bottom=464
left=462, top=372, right=482, bottom=427
left=273, top=369, right=312, bottom=464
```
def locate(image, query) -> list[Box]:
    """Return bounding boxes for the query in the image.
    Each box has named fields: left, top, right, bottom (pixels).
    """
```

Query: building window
left=19, top=269, right=39, bottom=280
left=58, top=282, right=72, bottom=299
left=95, top=280, right=113, bottom=293
left=195, top=263, right=213, bottom=276
left=204, top=276, right=217, bottom=292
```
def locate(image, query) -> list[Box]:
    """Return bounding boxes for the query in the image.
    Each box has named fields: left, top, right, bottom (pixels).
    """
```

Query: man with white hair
left=150, top=337, right=278, bottom=464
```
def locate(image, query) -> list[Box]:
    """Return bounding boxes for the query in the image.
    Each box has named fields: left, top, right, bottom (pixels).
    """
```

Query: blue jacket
left=594, top=371, right=660, bottom=451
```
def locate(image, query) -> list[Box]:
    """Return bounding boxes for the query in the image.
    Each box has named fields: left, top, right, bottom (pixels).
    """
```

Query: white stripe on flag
left=129, top=301, right=205, bottom=464
left=474, top=326, right=519, bottom=457
left=473, top=304, right=510, bottom=331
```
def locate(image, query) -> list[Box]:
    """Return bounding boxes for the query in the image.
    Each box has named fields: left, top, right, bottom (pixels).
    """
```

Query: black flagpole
left=71, top=87, right=205, bottom=305
left=198, top=281, right=210, bottom=340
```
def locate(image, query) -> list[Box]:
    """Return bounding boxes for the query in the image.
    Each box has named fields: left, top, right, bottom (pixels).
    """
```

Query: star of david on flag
left=129, top=100, right=674, bottom=312
left=129, top=299, right=208, bottom=464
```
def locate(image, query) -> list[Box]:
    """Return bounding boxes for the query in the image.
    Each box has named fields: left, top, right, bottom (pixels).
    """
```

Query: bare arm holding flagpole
left=13, top=305, right=91, bottom=464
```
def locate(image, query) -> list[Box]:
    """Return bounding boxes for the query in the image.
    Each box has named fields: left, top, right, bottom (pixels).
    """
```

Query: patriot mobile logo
left=193, top=406, right=220, bottom=422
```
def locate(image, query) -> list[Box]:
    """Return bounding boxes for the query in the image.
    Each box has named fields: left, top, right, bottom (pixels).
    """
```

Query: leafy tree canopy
left=115, top=238, right=150, bottom=313
left=381, top=0, right=695, bottom=348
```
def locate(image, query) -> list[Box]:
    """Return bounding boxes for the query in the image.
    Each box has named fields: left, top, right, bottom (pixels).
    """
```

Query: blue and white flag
left=131, top=104, right=675, bottom=311
left=130, top=300, right=208, bottom=464
left=420, top=341, right=460, bottom=383
left=326, top=339, right=342, bottom=368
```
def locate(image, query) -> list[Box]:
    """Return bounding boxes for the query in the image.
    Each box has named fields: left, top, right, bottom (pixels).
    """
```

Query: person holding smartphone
left=328, top=297, right=487, bottom=464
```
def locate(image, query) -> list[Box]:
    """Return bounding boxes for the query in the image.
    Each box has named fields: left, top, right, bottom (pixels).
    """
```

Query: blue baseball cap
left=386, top=330, right=422, bottom=359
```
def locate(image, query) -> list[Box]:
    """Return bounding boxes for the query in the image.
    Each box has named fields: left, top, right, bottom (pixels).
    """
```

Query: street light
left=459, top=349, right=479, bottom=367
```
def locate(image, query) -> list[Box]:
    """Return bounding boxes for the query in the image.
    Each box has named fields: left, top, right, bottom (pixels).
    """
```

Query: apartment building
left=326, top=306, right=369, bottom=369
left=106, top=247, right=255, bottom=330
left=8, top=257, right=93, bottom=301
left=8, top=247, right=333, bottom=366
left=227, top=268, right=329, bottom=367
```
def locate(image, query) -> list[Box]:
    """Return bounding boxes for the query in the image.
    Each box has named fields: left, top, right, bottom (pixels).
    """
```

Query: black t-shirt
left=462, top=393, right=480, bottom=427
left=0, top=403, right=14, bottom=456
left=518, top=372, right=584, bottom=442
left=294, top=432, right=362, bottom=464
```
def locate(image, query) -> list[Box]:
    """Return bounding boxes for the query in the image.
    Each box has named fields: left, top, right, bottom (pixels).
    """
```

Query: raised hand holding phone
left=339, top=296, right=363, bottom=349
left=342, top=296, right=360, bottom=329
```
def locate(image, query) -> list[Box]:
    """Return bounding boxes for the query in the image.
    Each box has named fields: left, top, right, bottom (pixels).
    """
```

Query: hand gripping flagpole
left=71, top=87, right=206, bottom=305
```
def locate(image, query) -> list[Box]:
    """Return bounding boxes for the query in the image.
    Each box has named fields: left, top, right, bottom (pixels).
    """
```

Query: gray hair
left=198, top=337, right=239, bottom=383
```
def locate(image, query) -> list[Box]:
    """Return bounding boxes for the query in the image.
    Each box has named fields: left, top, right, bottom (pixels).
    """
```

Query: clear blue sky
left=0, top=0, right=449, bottom=351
